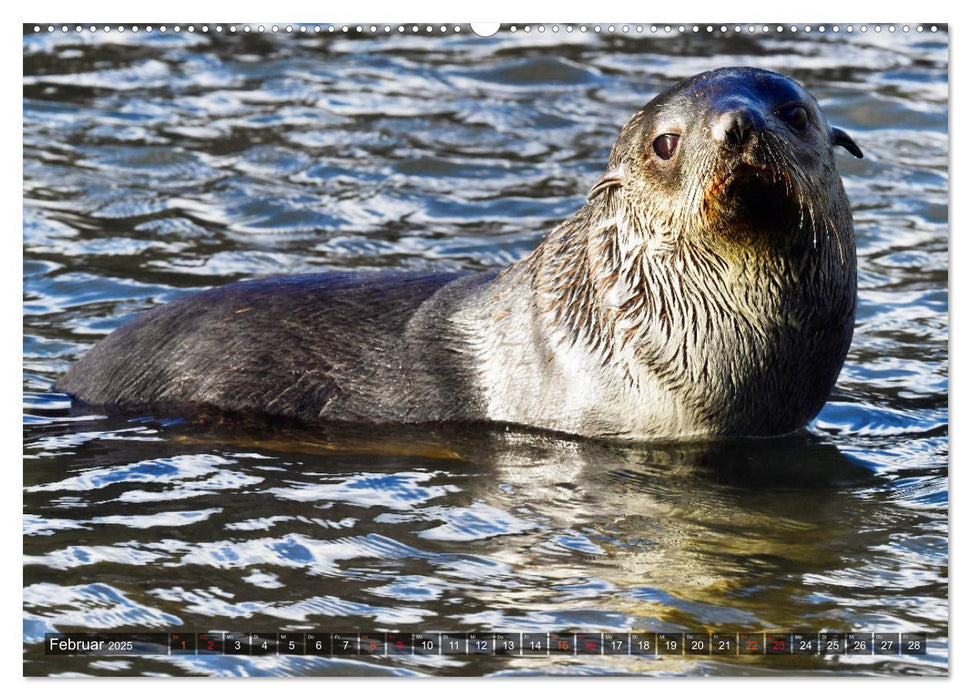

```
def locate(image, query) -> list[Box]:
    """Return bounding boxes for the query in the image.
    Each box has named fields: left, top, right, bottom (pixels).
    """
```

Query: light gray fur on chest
left=449, top=243, right=854, bottom=440
left=451, top=266, right=697, bottom=438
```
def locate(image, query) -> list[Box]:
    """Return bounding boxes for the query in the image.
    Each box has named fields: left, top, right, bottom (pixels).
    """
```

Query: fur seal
left=56, top=67, right=863, bottom=440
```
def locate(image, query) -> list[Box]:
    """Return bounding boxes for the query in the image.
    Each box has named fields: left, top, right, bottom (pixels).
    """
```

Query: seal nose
left=712, top=108, right=764, bottom=149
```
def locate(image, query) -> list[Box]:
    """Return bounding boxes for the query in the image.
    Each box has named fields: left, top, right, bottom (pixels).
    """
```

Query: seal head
left=590, top=67, right=861, bottom=253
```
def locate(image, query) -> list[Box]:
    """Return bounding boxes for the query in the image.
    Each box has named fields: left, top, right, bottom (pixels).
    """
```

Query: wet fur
left=58, top=271, right=495, bottom=424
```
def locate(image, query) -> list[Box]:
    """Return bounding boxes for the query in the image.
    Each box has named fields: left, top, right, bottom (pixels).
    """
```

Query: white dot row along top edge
left=30, top=23, right=940, bottom=36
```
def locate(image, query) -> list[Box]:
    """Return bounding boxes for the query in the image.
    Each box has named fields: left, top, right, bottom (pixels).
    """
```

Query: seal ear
left=831, top=127, right=863, bottom=159
left=587, top=167, right=625, bottom=202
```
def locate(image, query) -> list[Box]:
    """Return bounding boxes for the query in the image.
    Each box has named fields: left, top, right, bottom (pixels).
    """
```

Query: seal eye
left=782, top=105, right=810, bottom=133
left=652, top=133, right=680, bottom=160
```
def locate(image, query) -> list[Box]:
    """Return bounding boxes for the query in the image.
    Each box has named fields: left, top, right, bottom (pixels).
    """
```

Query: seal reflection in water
left=58, top=67, right=863, bottom=440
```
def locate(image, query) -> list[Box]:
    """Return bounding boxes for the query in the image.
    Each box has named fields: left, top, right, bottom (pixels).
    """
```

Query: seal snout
left=712, top=107, right=765, bottom=150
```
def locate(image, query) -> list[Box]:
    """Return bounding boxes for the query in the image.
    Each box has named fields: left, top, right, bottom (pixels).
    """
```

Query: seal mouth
left=712, top=163, right=787, bottom=199
left=703, top=151, right=800, bottom=234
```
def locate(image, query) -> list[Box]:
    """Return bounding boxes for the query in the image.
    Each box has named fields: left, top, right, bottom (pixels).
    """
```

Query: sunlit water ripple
left=23, top=26, right=947, bottom=676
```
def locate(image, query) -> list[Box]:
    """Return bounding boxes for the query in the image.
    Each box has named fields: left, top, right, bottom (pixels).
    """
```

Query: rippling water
left=23, top=25, right=948, bottom=676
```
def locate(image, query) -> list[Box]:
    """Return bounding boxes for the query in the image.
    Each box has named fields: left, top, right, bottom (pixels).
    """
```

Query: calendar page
left=22, top=19, right=948, bottom=678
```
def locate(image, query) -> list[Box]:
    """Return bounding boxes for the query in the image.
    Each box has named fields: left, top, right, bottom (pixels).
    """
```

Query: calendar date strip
left=43, top=631, right=929, bottom=657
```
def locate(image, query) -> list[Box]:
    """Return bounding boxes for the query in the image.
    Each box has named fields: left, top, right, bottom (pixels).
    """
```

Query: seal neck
left=518, top=193, right=856, bottom=434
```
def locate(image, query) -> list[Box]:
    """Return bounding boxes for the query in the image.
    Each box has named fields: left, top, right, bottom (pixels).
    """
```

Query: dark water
left=23, top=25, right=948, bottom=676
